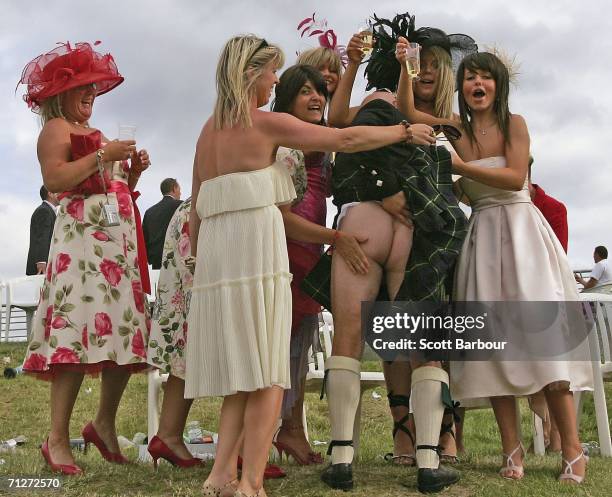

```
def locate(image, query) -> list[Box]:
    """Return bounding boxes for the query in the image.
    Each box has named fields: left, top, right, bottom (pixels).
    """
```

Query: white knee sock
left=326, top=356, right=361, bottom=465
left=411, top=366, right=449, bottom=469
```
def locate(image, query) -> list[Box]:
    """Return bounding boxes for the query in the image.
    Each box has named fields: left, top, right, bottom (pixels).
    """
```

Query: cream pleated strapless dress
left=185, top=161, right=296, bottom=398
left=450, top=157, right=592, bottom=403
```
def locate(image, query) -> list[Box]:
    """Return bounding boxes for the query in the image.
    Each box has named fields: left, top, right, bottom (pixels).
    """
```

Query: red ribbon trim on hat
left=51, top=67, right=75, bottom=85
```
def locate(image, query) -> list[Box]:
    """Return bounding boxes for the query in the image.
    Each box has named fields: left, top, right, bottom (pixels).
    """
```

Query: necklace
left=65, top=118, right=89, bottom=128
left=478, top=123, right=496, bottom=135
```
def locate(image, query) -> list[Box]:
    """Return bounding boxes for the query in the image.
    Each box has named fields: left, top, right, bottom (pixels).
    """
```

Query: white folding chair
left=0, top=278, right=6, bottom=341
left=147, top=368, right=169, bottom=441
left=147, top=268, right=161, bottom=311
left=573, top=293, right=612, bottom=457
left=4, top=275, right=44, bottom=341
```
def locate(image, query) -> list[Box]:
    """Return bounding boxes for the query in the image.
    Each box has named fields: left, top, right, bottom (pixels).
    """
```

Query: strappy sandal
left=439, top=406, right=460, bottom=464
left=558, top=451, right=588, bottom=484
left=272, top=425, right=323, bottom=465
left=234, top=488, right=267, bottom=497
left=202, top=478, right=238, bottom=497
left=499, top=442, right=525, bottom=480
left=385, top=392, right=416, bottom=466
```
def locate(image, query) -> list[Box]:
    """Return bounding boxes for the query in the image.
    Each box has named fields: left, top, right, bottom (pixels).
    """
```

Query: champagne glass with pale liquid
left=405, top=42, right=421, bottom=80
left=357, top=19, right=373, bottom=55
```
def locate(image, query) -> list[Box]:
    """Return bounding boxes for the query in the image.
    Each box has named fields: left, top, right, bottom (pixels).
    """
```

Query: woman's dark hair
left=272, top=64, right=328, bottom=121
left=457, top=52, right=511, bottom=145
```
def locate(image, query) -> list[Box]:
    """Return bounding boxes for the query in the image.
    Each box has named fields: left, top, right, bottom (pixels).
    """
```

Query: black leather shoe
left=417, top=465, right=460, bottom=493
left=321, top=463, right=353, bottom=491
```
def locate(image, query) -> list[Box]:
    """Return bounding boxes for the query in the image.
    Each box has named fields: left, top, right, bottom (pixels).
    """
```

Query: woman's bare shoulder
left=40, top=117, right=70, bottom=134
left=38, top=118, right=72, bottom=145
left=509, top=113, right=529, bottom=138
left=509, top=113, right=527, bottom=127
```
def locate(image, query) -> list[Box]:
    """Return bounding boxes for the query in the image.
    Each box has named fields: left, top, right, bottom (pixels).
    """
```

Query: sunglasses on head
left=432, top=124, right=461, bottom=141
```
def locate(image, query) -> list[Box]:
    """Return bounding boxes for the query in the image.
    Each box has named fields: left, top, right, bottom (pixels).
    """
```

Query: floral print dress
left=147, top=199, right=192, bottom=379
left=23, top=130, right=150, bottom=379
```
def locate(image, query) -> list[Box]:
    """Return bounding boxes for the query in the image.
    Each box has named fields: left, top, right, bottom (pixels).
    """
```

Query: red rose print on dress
left=66, top=198, right=84, bottom=221
left=82, top=324, right=89, bottom=349
left=132, top=280, right=145, bottom=313
left=51, top=347, right=79, bottom=364
left=51, top=316, right=67, bottom=329
left=178, top=235, right=190, bottom=257
left=46, top=261, right=53, bottom=282
left=55, top=253, right=71, bottom=274
left=100, top=259, right=123, bottom=286
left=116, top=192, right=132, bottom=219
left=131, top=328, right=146, bottom=358
left=23, top=353, right=47, bottom=371
left=181, top=221, right=189, bottom=236
left=44, top=306, right=53, bottom=340
left=94, top=312, right=113, bottom=337
left=92, top=231, right=110, bottom=242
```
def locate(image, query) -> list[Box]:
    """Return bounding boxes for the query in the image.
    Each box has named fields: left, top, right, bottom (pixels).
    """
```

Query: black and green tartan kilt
left=301, top=144, right=468, bottom=310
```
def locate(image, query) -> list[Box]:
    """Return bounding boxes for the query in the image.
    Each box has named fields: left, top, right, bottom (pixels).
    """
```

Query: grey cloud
left=1, top=0, right=611, bottom=277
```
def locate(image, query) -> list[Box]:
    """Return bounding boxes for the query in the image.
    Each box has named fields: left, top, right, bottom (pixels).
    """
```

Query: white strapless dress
left=185, top=161, right=296, bottom=398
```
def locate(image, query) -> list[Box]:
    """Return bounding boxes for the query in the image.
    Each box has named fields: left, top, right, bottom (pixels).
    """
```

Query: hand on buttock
left=334, top=231, right=370, bottom=275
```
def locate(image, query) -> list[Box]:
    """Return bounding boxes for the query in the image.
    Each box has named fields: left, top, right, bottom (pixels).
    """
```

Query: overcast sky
left=1, top=0, right=610, bottom=280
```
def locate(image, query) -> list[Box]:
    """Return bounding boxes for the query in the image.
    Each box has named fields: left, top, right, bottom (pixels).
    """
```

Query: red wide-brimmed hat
left=17, top=41, right=124, bottom=111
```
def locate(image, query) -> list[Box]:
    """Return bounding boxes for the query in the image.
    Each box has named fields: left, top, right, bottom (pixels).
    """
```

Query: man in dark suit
left=142, top=178, right=182, bottom=269
left=26, top=185, right=58, bottom=275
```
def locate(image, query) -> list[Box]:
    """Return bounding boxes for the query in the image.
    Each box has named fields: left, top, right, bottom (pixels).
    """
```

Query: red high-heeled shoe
left=41, top=438, right=83, bottom=475
left=82, top=422, right=129, bottom=464
left=147, top=435, right=205, bottom=470
left=272, top=440, right=323, bottom=465
left=237, top=456, right=286, bottom=479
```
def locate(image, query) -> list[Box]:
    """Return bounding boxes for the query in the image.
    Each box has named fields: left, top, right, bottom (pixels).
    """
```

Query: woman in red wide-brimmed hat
left=17, top=41, right=152, bottom=475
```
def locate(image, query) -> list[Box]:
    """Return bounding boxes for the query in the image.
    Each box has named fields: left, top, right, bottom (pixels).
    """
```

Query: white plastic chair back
left=4, top=275, right=44, bottom=341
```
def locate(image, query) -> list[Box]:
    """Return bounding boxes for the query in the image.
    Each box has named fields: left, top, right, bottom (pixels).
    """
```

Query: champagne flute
left=357, top=19, right=373, bottom=55
left=405, top=42, right=421, bottom=80
left=118, top=124, right=137, bottom=163
left=118, top=124, right=137, bottom=141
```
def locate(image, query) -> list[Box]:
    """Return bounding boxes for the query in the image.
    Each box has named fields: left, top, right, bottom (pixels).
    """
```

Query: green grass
left=0, top=341, right=611, bottom=496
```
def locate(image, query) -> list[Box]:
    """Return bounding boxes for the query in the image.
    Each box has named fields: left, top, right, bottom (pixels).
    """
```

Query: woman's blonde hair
left=426, top=46, right=454, bottom=120
left=39, top=94, right=64, bottom=126
left=296, top=47, right=343, bottom=77
left=214, top=35, right=284, bottom=129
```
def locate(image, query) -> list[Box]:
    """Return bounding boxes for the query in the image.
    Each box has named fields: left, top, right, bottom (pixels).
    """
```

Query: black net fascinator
left=411, top=28, right=478, bottom=72
left=365, top=12, right=477, bottom=91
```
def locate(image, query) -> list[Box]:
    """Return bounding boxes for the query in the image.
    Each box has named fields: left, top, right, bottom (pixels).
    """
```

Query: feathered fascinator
left=297, top=13, right=348, bottom=67
left=365, top=12, right=478, bottom=91
left=484, top=44, right=520, bottom=85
